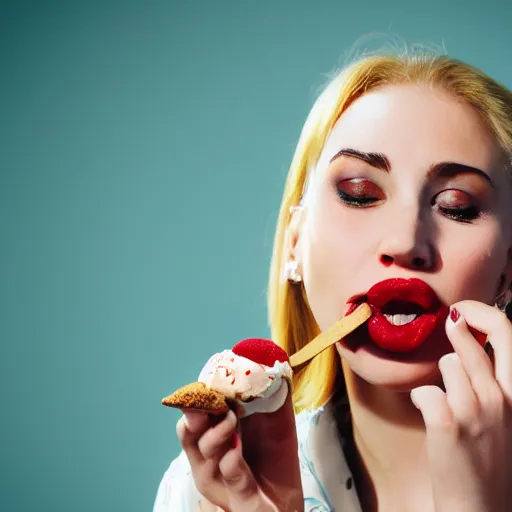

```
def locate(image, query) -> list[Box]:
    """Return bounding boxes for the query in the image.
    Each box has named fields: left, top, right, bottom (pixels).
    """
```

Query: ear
left=283, top=206, right=306, bottom=280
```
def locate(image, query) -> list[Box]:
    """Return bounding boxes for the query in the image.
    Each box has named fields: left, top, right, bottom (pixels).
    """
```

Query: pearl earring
left=285, top=260, right=302, bottom=283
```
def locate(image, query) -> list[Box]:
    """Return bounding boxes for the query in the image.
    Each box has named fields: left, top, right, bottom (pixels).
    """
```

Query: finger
left=198, top=410, right=238, bottom=459
left=218, top=435, right=263, bottom=510
left=446, top=306, right=495, bottom=395
left=411, top=385, right=454, bottom=430
left=176, top=411, right=211, bottom=467
left=439, top=352, right=479, bottom=424
left=450, top=301, right=512, bottom=399
left=183, top=410, right=211, bottom=434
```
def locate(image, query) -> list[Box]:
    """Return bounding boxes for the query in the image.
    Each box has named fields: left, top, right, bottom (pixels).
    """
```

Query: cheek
left=438, top=224, right=506, bottom=303
left=302, top=195, right=383, bottom=272
left=299, top=200, right=378, bottom=328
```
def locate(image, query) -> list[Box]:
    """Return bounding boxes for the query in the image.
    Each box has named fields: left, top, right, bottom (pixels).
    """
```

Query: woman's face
left=294, top=84, right=512, bottom=391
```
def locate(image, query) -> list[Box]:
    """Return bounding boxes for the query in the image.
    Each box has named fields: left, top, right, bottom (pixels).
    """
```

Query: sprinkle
left=269, top=375, right=275, bottom=380
left=245, top=370, right=251, bottom=375
left=231, top=377, right=235, bottom=385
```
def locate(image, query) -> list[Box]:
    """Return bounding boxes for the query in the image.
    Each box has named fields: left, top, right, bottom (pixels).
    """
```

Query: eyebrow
left=330, top=148, right=391, bottom=171
left=329, top=148, right=494, bottom=187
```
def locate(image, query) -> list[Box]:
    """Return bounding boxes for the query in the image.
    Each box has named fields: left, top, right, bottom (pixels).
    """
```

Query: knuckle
left=198, top=433, right=229, bottom=459
left=199, top=421, right=236, bottom=459
left=194, top=472, right=214, bottom=496
left=219, top=451, right=246, bottom=481
left=496, top=309, right=509, bottom=326
left=427, top=414, right=457, bottom=433
left=198, top=440, right=218, bottom=459
left=448, top=398, right=479, bottom=424
left=223, top=471, right=246, bottom=487
left=482, top=388, right=507, bottom=425
left=465, top=419, right=485, bottom=439
left=489, top=386, right=506, bottom=409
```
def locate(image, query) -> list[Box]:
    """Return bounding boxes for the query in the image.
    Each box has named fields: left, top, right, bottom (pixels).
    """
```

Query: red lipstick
left=348, top=278, right=448, bottom=353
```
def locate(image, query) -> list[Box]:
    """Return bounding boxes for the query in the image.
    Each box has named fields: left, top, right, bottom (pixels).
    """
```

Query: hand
left=176, top=390, right=304, bottom=512
left=411, top=301, right=512, bottom=512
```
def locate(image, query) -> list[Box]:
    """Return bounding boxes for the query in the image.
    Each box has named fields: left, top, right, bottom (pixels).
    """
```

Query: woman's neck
left=340, top=364, right=436, bottom=512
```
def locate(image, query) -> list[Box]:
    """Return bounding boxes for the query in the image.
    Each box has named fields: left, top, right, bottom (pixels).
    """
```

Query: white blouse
left=153, top=403, right=362, bottom=511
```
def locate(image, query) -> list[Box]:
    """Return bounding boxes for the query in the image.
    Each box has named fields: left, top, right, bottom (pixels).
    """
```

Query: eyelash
left=336, top=189, right=380, bottom=207
left=336, top=189, right=482, bottom=223
left=435, top=204, right=481, bottom=223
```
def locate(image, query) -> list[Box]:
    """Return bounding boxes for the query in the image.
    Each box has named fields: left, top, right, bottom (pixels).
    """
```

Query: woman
left=154, top=52, right=512, bottom=511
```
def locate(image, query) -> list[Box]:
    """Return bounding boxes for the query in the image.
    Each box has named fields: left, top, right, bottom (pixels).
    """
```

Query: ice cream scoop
left=162, top=338, right=292, bottom=418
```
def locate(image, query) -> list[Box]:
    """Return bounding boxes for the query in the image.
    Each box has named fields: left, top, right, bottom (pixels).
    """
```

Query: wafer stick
left=289, top=303, right=372, bottom=368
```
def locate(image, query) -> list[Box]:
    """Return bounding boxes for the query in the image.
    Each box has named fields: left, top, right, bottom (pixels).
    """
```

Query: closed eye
left=336, top=178, right=385, bottom=207
left=432, top=189, right=482, bottom=223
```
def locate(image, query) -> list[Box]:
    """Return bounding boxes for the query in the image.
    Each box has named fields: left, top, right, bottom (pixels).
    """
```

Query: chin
left=340, top=352, right=443, bottom=392
left=337, top=326, right=451, bottom=392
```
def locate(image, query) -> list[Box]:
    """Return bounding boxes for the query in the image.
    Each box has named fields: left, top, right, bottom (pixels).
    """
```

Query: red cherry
left=232, top=338, right=289, bottom=367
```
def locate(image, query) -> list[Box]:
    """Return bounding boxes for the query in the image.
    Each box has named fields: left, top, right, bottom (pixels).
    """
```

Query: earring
left=285, top=260, right=302, bottom=283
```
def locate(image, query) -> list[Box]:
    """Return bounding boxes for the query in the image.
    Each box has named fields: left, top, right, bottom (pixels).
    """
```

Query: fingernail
left=232, top=432, right=239, bottom=449
left=450, top=306, right=461, bottom=324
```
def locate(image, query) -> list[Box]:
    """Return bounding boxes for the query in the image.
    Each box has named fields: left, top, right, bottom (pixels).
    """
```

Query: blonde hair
left=268, top=53, right=512, bottom=413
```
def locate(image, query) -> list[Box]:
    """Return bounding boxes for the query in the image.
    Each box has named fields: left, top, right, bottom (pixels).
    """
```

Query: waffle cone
left=161, top=382, right=229, bottom=414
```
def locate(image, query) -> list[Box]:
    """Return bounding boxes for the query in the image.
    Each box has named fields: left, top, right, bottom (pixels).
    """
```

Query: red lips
left=367, top=278, right=440, bottom=311
left=349, top=278, right=448, bottom=353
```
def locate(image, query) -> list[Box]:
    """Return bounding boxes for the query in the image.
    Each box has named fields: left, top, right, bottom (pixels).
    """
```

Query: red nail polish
left=450, top=307, right=461, bottom=323
left=232, top=432, right=239, bottom=449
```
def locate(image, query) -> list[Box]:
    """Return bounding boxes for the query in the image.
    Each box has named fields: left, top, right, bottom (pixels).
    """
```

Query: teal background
left=2, top=1, right=511, bottom=510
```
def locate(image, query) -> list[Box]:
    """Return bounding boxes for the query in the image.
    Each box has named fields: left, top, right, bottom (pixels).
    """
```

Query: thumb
left=239, top=384, right=303, bottom=509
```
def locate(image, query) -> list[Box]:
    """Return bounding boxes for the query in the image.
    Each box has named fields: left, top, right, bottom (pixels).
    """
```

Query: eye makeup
left=431, top=189, right=482, bottom=223
left=336, top=178, right=385, bottom=207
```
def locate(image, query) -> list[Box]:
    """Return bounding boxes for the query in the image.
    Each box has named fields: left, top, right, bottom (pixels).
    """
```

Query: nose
left=377, top=205, right=436, bottom=271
